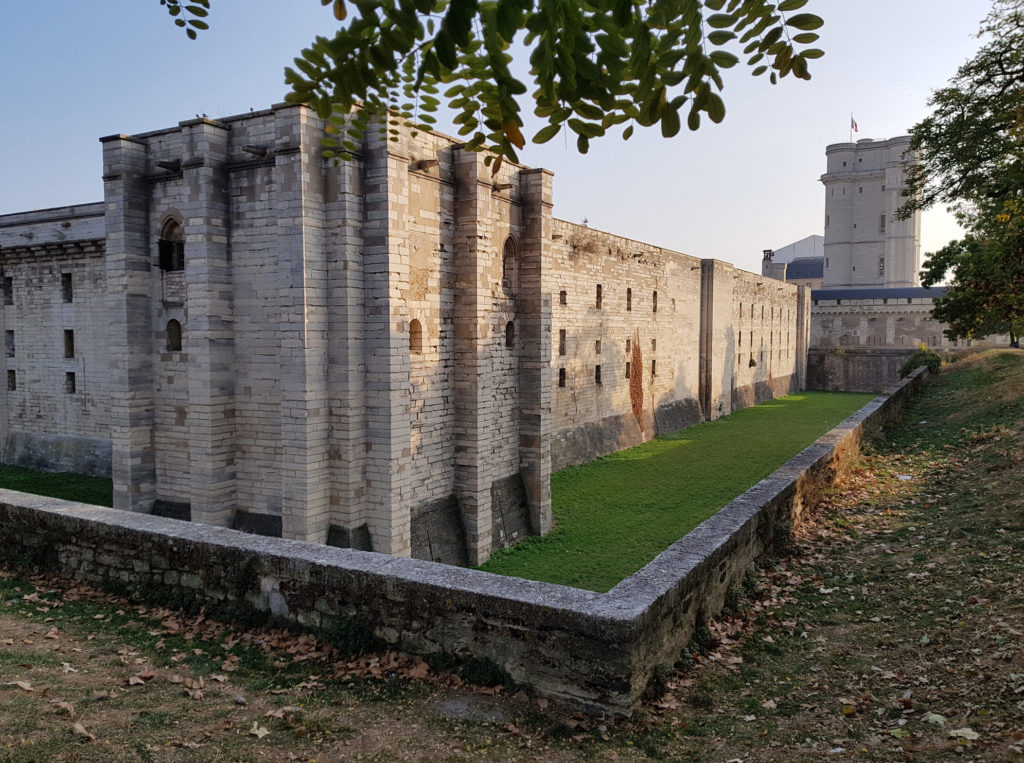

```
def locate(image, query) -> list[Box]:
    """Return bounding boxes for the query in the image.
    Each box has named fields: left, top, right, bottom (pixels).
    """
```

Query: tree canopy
left=160, top=0, right=823, bottom=171
left=902, top=0, right=1024, bottom=344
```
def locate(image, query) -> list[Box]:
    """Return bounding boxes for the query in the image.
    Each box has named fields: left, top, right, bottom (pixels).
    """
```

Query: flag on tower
left=851, top=115, right=858, bottom=132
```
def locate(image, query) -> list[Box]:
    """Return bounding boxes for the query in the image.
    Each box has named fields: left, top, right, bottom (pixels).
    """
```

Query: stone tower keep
left=820, top=136, right=921, bottom=289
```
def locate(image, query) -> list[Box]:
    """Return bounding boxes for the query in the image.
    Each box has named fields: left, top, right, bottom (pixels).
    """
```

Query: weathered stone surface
left=4, top=431, right=111, bottom=477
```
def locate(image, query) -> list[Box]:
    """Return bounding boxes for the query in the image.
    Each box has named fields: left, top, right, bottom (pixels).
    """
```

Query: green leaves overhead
left=159, top=0, right=210, bottom=40
left=166, top=0, right=823, bottom=169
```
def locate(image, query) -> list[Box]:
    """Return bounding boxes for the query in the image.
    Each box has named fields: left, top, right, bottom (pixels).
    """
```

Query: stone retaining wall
left=0, top=369, right=924, bottom=715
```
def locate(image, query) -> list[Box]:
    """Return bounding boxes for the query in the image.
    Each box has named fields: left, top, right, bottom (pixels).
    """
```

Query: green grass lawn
left=0, top=465, right=113, bottom=508
left=480, top=391, right=877, bottom=592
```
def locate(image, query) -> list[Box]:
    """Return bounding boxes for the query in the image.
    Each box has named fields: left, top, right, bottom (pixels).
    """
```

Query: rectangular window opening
left=558, top=367, right=566, bottom=387
left=4, top=330, right=13, bottom=358
left=558, top=329, right=566, bottom=356
left=595, top=339, right=601, bottom=355
left=2, top=277, right=12, bottom=306
left=652, top=291, right=658, bottom=313
left=559, top=290, right=567, bottom=305
left=6, top=370, right=15, bottom=391
left=64, top=329, right=75, bottom=359
left=61, top=272, right=73, bottom=303
left=65, top=371, right=76, bottom=394
left=650, top=359, right=657, bottom=376
left=626, top=287, right=632, bottom=311
left=625, top=361, right=631, bottom=378
left=596, top=284, right=602, bottom=309
left=595, top=365, right=602, bottom=385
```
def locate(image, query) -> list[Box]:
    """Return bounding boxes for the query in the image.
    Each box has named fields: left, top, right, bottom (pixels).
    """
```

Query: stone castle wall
left=545, top=223, right=808, bottom=469
left=0, top=204, right=111, bottom=475
left=0, top=104, right=809, bottom=567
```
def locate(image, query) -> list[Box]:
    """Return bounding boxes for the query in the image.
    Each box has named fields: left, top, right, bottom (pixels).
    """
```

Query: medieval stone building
left=0, top=103, right=811, bottom=565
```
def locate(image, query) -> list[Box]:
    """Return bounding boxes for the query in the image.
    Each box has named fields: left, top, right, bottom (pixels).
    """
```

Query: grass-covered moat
left=480, top=390, right=877, bottom=591
left=0, top=464, right=112, bottom=507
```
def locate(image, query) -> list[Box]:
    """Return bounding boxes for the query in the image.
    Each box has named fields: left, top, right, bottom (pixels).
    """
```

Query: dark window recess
left=625, top=338, right=631, bottom=353
left=651, top=359, right=657, bottom=376
left=625, top=361, right=631, bottom=378
left=158, top=219, right=185, bottom=272
left=61, top=272, right=73, bottom=303
left=595, top=365, right=602, bottom=385
left=558, top=368, right=566, bottom=387
left=2, top=276, right=12, bottom=306
left=595, top=339, right=601, bottom=355
left=7, top=370, right=15, bottom=391
left=559, top=290, right=567, bottom=305
left=505, top=321, right=515, bottom=348
left=558, top=329, right=566, bottom=356
left=409, top=319, right=423, bottom=354
left=63, top=329, right=75, bottom=359
left=652, top=291, right=657, bottom=312
left=626, top=288, right=632, bottom=311
left=4, top=330, right=13, bottom=358
left=651, top=338, right=656, bottom=351
left=166, top=319, right=183, bottom=352
left=501, top=236, right=517, bottom=289
left=596, top=284, right=602, bottom=309
left=65, top=372, right=76, bottom=394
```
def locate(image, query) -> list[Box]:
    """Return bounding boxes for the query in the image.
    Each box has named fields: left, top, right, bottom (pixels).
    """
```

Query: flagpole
left=849, top=113, right=852, bottom=143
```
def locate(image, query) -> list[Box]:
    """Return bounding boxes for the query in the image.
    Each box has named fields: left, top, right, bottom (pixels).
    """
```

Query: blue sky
left=0, top=1, right=992, bottom=274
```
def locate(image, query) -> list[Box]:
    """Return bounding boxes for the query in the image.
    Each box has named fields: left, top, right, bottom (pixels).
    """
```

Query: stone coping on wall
left=0, top=369, right=925, bottom=716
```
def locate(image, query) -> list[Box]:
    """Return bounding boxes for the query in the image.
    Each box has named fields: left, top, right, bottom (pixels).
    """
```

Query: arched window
left=501, top=236, right=517, bottom=290
left=505, top=321, right=515, bottom=348
left=409, top=319, right=423, bottom=354
left=166, top=319, right=182, bottom=352
left=158, top=219, right=185, bottom=272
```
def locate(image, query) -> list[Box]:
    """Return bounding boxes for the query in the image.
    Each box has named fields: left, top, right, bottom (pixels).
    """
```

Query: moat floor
left=481, top=390, right=876, bottom=591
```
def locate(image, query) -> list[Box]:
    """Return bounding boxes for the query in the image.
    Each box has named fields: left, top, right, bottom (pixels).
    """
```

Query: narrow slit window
left=595, top=365, right=602, bottom=385
left=4, top=330, right=13, bottom=358
left=65, top=372, right=76, bottom=394
left=559, top=290, right=567, bottom=305
left=625, top=338, right=631, bottom=353
left=63, top=329, right=75, bottom=359
left=505, top=321, right=515, bottom=348
left=596, top=284, right=602, bottom=309
left=625, top=361, right=631, bottom=378
left=558, top=329, right=566, bottom=356
left=652, top=291, right=657, bottom=312
left=501, top=236, right=517, bottom=289
left=651, top=359, right=657, bottom=376
left=61, top=273, right=73, bottom=303
left=626, top=288, right=632, bottom=311
left=558, top=367, right=566, bottom=387
left=595, top=339, right=601, bottom=355
left=7, top=370, right=15, bottom=391
left=2, top=276, right=12, bottom=306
